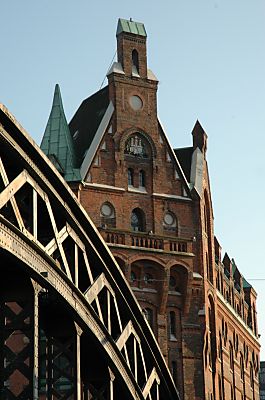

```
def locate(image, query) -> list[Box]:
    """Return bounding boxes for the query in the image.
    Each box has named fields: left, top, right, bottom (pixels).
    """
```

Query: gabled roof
left=40, top=84, right=80, bottom=182
left=116, top=18, right=147, bottom=37
left=231, top=258, right=252, bottom=289
left=174, top=147, right=193, bottom=182
left=158, top=119, right=191, bottom=196
left=79, top=101, right=114, bottom=180
left=69, top=86, right=109, bottom=167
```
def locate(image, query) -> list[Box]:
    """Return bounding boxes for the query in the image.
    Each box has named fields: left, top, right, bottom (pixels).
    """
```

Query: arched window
left=169, top=274, right=180, bottom=293
left=240, top=353, right=244, bottom=380
left=139, top=170, right=145, bottom=187
left=143, top=308, right=153, bottom=328
left=250, top=362, right=255, bottom=399
left=131, top=208, right=145, bottom=232
left=204, top=204, right=208, bottom=234
left=130, top=271, right=137, bottom=284
left=229, top=343, right=234, bottom=371
left=229, top=342, right=236, bottom=400
left=244, top=343, right=249, bottom=367
left=204, top=333, right=209, bottom=367
left=219, top=333, right=225, bottom=400
left=169, top=311, right=176, bottom=337
left=240, top=352, right=246, bottom=399
left=100, top=202, right=116, bottom=228
left=143, top=273, right=153, bottom=285
left=132, top=49, right=139, bottom=74
left=206, top=252, right=213, bottom=283
left=208, top=296, right=217, bottom=372
left=128, top=168, right=134, bottom=186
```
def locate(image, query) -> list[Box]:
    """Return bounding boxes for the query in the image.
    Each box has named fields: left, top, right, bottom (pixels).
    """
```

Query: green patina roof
left=231, top=258, right=237, bottom=275
left=41, top=84, right=80, bottom=182
left=242, top=277, right=252, bottom=289
left=116, top=18, right=147, bottom=37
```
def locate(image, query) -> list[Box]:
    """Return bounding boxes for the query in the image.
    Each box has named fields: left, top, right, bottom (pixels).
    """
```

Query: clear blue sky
left=1, top=1, right=265, bottom=358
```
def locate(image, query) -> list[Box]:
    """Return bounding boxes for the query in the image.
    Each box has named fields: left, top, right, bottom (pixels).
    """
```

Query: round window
left=164, top=212, right=175, bottom=226
left=101, top=204, right=112, bottom=217
left=129, top=95, right=143, bottom=111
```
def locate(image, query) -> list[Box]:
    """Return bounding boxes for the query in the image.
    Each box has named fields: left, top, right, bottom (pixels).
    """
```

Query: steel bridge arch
left=0, top=104, right=179, bottom=399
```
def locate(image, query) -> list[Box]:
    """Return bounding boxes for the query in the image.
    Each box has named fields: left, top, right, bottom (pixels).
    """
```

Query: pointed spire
left=191, top=120, right=208, bottom=155
left=41, top=84, right=80, bottom=181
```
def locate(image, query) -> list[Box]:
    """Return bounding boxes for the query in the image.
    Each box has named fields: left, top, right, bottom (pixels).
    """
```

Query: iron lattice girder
left=0, top=105, right=179, bottom=400
left=0, top=298, right=34, bottom=399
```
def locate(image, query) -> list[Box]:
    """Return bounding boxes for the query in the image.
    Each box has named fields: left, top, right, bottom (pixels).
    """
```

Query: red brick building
left=41, top=18, right=260, bottom=400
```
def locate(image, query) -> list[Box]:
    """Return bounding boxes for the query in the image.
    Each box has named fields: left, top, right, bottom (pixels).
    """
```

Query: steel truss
left=0, top=105, right=179, bottom=400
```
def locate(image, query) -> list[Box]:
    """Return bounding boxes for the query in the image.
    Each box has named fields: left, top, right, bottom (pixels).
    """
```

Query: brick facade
left=68, top=19, right=260, bottom=400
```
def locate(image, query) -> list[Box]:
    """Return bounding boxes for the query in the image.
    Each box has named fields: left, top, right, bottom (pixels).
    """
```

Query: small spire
left=40, top=84, right=80, bottom=181
left=191, top=120, right=207, bottom=154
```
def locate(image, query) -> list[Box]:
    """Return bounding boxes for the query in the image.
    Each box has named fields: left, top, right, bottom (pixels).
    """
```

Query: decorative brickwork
left=58, top=18, right=260, bottom=400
